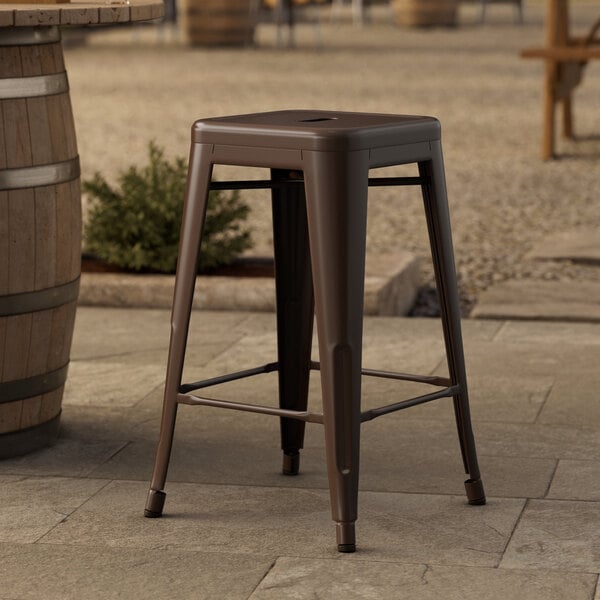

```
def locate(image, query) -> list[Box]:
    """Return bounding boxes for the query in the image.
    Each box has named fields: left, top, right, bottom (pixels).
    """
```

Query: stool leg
left=303, top=150, right=369, bottom=552
left=271, top=169, right=315, bottom=476
left=418, top=144, right=486, bottom=507
left=145, top=143, right=214, bottom=518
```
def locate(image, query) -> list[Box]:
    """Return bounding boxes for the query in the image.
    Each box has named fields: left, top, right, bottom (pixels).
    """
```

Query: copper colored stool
left=144, top=110, right=486, bottom=553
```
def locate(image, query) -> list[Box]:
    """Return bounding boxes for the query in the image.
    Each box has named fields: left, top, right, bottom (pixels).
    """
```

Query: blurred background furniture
left=180, top=0, right=257, bottom=46
left=522, top=0, right=600, bottom=159
left=391, top=0, right=459, bottom=27
left=479, top=0, right=523, bottom=23
left=330, top=0, right=370, bottom=25
left=260, top=0, right=325, bottom=46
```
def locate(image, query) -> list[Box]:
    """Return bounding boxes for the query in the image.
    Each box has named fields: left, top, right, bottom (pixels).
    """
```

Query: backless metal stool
left=144, top=110, right=486, bottom=553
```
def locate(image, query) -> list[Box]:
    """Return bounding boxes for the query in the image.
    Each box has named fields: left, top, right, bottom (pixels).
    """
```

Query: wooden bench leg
left=562, top=96, right=573, bottom=139
left=542, top=61, right=556, bottom=160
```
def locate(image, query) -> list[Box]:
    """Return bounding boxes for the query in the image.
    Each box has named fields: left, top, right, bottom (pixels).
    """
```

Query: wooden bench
left=521, top=0, right=600, bottom=159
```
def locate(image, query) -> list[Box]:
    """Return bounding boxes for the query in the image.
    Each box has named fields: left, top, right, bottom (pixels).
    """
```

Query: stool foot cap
left=465, top=478, right=486, bottom=505
left=336, top=521, right=356, bottom=553
left=282, top=451, right=300, bottom=476
left=144, top=489, right=166, bottom=518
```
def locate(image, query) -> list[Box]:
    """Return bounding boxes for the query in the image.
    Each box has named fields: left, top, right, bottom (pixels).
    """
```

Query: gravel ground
left=64, top=2, right=600, bottom=311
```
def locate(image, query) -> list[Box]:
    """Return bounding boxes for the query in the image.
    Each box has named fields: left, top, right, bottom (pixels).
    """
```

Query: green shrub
left=83, top=142, right=252, bottom=273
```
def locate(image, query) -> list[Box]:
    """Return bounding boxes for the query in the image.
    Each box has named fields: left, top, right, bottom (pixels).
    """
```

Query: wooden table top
left=0, top=0, right=163, bottom=27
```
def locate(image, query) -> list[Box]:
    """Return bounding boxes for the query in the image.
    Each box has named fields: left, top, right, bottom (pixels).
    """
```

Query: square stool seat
left=145, top=110, right=486, bottom=553
left=192, top=109, right=440, bottom=151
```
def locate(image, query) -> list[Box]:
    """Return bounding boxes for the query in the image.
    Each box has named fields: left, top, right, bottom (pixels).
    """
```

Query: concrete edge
left=78, top=251, right=421, bottom=316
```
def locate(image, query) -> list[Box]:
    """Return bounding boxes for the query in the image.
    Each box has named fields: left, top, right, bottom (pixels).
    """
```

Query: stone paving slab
left=182, top=318, right=448, bottom=380
left=501, top=499, right=600, bottom=573
left=49, top=402, right=549, bottom=499
left=70, top=307, right=171, bottom=360
left=471, top=280, right=600, bottom=322
left=64, top=356, right=168, bottom=409
left=547, top=460, right=600, bottom=502
left=86, top=420, right=556, bottom=499
left=42, top=480, right=524, bottom=567
left=363, top=314, right=502, bottom=341
left=460, top=340, right=566, bottom=380
left=65, top=341, right=240, bottom=408
left=494, top=320, right=600, bottom=346
left=249, top=558, right=598, bottom=600
left=402, top=373, right=551, bottom=423
left=60, top=405, right=153, bottom=442
left=537, top=373, right=600, bottom=427
left=526, top=229, right=600, bottom=264
left=473, top=421, right=600, bottom=461
left=0, top=542, right=272, bottom=600
left=0, top=477, right=108, bottom=544
left=0, top=437, right=128, bottom=478
left=71, top=308, right=276, bottom=362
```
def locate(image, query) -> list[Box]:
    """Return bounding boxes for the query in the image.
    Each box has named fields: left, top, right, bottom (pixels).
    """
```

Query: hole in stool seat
left=298, top=117, right=338, bottom=122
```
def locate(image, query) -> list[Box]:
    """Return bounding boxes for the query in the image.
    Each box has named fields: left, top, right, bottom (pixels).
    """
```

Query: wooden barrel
left=180, top=0, right=256, bottom=46
left=0, top=27, right=81, bottom=458
left=391, top=0, right=458, bottom=27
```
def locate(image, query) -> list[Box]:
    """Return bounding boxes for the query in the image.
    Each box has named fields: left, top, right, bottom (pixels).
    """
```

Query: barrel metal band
left=0, top=26, right=61, bottom=47
left=0, top=156, right=80, bottom=191
left=0, top=363, right=69, bottom=405
left=0, top=277, right=80, bottom=317
left=0, top=72, right=69, bottom=100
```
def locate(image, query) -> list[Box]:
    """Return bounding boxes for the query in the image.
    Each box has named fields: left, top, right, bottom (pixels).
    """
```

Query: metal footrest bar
left=360, top=368, right=450, bottom=387
left=310, top=361, right=451, bottom=388
left=178, top=362, right=457, bottom=425
left=178, top=385, right=458, bottom=425
left=209, top=176, right=426, bottom=192
left=182, top=361, right=450, bottom=395
left=177, top=393, right=324, bottom=424
left=179, top=362, right=279, bottom=394
left=361, top=385, right=459, bottom=422
left=368, top=176, right=426, bottom=187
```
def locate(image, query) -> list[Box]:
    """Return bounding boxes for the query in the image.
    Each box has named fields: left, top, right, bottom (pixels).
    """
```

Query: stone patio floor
left=1, top=307, right=599, bottom=598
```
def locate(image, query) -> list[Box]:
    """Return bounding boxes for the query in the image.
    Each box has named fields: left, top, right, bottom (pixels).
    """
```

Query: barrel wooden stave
left=180, top=0, right=255, bottom=46
left=0, top=30, right=80, bottom=458
left=391, top=0, right=458, bottom=27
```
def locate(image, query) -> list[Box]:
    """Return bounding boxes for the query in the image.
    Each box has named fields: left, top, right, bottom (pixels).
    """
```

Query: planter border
left=78, top=252, right=421, bottom=316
